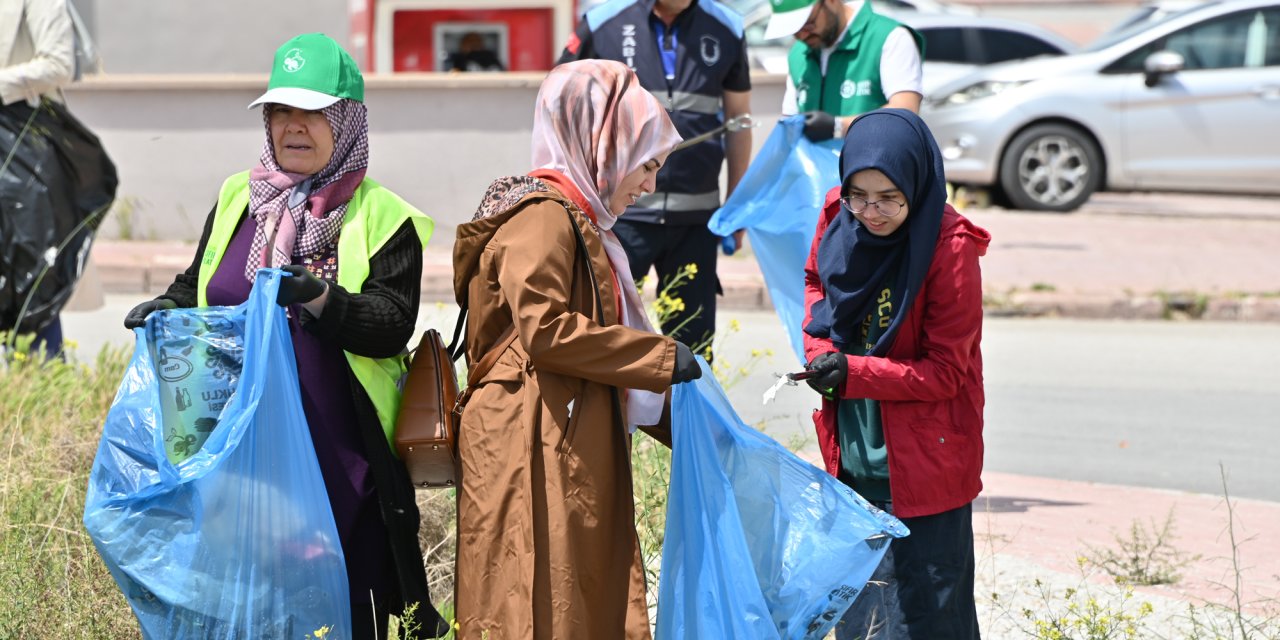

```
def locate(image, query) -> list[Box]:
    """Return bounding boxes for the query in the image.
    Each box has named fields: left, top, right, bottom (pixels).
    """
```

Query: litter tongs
left=761, top=368, right=820, bottom=405
left=672, top=114, right=759, bottom=152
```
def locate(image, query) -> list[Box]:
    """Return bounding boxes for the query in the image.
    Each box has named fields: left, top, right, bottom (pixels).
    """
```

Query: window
left=919, top=27, right=969, bottom=64
left=976, top=29, right=1066, bottom=64
left=1107, top=9, right=1279, bottom=73
left=435, top=24, right=508, bottom=73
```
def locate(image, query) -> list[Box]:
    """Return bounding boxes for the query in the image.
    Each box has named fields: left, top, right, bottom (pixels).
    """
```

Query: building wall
left=65, top=73, right=789, bottom=242
left=79, top=0, right=349, bottom=74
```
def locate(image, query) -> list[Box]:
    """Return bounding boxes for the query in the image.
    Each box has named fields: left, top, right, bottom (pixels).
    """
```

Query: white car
left=923, top=0, right=1280, bottom=211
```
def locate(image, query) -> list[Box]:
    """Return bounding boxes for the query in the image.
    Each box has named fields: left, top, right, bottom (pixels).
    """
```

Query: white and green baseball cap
left=765, top=0, right=818, bottom=40
left=248, top=33, right=364, bottom=110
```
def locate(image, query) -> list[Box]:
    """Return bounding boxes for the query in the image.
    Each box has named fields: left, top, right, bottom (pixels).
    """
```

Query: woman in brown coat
left=450, top=60, right=702, bottom=638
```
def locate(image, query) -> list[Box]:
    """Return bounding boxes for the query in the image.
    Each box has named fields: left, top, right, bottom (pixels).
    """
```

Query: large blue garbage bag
left=708, top=116, right=840, bottom=365
left=657, top=360, right=909, bottom=640
left=83, top=270, right=351, bottom=639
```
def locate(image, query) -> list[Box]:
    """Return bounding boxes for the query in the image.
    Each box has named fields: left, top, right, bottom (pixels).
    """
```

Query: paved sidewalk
left=787, top=446, right=1280, bottom=624
left=977, top=471, right=1280, bottom=613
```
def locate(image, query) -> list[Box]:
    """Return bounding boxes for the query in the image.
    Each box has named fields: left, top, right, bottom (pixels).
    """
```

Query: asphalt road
left=722, top=310, right=1280, bottom=503
left=62, top=300, right=1280, bottom=503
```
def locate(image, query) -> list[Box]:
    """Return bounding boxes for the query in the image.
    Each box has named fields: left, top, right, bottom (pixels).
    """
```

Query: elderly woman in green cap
left=122, top=33, right=447, bottom=639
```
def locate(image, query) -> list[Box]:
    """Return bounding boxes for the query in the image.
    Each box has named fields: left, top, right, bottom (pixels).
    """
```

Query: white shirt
left=0, top=0, right=74, bottom=106
left=781, top=1, right=923, bottom=116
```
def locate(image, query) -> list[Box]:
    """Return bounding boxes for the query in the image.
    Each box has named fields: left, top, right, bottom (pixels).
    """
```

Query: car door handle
left=1254, top=85, right=1280, bottom=100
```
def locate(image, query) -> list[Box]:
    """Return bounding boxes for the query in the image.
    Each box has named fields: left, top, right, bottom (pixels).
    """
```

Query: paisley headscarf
left=804, top=109, right=948, bottom=355
left=243, top=99, right=369, bottom=281
left=530, top=60, right=682, bottom=427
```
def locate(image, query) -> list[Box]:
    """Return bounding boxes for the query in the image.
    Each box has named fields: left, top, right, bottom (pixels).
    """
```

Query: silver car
left=728, top=0, right=1072, bottom=93
left=922, top=0, right=1280, bottom=211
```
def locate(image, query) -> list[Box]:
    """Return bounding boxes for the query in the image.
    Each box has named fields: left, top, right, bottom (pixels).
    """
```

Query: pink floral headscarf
left=531, top=60, right=683, bottom=428
left=243, top=100, right=369, bottom=282
left=531, top=60, right=682, bottom=230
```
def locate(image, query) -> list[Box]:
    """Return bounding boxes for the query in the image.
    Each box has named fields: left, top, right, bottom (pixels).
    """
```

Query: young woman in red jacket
left=801, top=108, right=992, bottom=640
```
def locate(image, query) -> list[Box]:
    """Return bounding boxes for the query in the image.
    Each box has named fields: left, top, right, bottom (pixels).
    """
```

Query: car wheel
left=999, top=123, right=1102, bottom=212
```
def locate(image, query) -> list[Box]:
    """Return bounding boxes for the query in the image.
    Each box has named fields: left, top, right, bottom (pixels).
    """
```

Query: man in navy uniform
left=559, top=0, right=751, bottom=356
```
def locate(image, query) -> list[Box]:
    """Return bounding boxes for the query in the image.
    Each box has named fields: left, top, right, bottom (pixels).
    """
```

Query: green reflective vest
left=197, top=171, right=434, bottom=447
left=787, top=2, right=922, bottom=116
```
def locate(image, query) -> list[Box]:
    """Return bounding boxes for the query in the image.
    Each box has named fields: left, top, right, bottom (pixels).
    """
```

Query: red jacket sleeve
left=840, top=225, right=985, bottom=402
left=802, top=188, right=841, bottom=363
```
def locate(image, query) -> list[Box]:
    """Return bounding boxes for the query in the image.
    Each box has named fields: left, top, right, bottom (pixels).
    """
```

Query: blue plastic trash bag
left=657, top=359, right=909, bottom=640
left=152, top=306, right=244, bottom=464
left=708, top=116, right=840, bottom=365
left=83, top=269, right=350, bottom=639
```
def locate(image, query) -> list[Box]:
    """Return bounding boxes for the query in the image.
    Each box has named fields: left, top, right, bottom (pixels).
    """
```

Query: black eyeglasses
left=841, top=195, right=906, bottom=218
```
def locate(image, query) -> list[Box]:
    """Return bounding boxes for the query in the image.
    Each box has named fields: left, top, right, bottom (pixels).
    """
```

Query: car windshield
left=1082, top=3, right=1209, bottom=51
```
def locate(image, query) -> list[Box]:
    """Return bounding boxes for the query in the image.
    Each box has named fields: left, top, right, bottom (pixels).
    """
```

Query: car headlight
left=934, top=80, right=1030, bottom=108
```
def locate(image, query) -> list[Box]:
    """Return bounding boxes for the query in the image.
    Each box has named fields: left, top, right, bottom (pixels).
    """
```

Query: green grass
left=0, top=343, right=137, bottom=638
left=10, top=338, right=1280, bottom=640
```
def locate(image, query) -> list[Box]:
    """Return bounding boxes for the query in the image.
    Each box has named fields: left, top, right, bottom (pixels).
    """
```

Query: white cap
left=247, top=87, right=341, bottom=111
left=764, top=1, right=816, bottom=41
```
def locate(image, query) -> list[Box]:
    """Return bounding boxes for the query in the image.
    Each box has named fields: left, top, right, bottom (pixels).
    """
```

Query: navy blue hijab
left=804, top=109, right=948, bottom=355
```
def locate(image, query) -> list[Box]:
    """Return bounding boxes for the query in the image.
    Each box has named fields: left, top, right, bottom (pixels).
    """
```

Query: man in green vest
left=766, top=0, right=924, bottom=141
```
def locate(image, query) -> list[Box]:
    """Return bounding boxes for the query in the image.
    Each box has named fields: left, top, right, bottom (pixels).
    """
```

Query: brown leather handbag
left=395, top=309, right=516, bottom=489
left=395, top=323, right=462, bottom=489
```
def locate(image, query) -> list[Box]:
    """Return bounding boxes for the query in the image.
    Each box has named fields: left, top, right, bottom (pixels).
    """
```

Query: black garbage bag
left=0, top=98, right=118, bottom=335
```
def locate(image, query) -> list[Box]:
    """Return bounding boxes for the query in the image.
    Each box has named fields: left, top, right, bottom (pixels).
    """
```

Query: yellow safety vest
left=197, top=171, right=433, bottom=448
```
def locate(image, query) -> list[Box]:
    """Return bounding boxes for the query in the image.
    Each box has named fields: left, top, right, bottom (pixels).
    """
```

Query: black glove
left=123, top=298, right=176, bottom=330
left=805, top=351, right=848, bottom=397
left=276, top=264, right=328, bottom=306
left=671, top=341, right=703, bottom=384
left=801, top=111, right=836, bottom=142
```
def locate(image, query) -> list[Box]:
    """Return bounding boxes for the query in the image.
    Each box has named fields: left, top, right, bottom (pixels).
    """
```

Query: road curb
left=90, top=252, right=1280, bottom=323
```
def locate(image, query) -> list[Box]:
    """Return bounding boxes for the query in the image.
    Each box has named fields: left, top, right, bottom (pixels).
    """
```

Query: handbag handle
left=446, top=304, right=467, bottom=363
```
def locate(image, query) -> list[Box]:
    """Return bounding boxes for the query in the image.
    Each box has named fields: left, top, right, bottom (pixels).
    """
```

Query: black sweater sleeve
left=157, top=204, right=220, bottom=308
left=302, top=220, right=423, bottom=359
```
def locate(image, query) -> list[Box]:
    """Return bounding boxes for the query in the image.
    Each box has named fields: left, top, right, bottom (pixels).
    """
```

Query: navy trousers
left=611, top=219, right=720, bottom=354
left=835, top=502, right=980, bottom=640
left=34, top=316, right=64, bottom=360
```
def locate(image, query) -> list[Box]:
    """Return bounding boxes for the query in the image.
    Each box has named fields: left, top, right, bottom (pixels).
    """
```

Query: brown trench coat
left=451, top=190, right=676, bottom=639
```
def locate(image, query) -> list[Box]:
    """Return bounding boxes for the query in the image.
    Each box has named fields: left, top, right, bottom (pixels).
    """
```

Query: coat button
left=938, top=437, right=946, bottom=444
